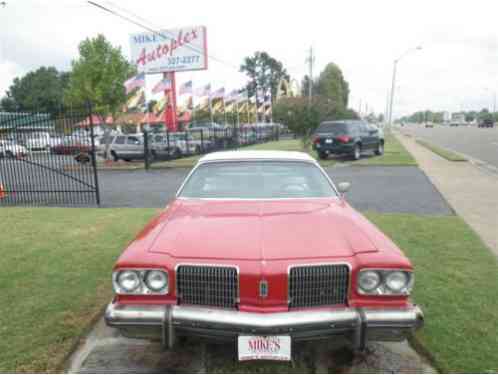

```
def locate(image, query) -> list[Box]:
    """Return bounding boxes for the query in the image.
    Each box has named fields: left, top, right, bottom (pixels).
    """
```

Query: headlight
left=358, top=269, right=413, bottom=296
left=113, top=269, right=169, bottom=295
left=358, top=270, right=381, bottom=292
left=385, top=271, right=409, bottom=292
left=144, top=270, right=168, bottom=292
left=117, top=270, right=140, bottom=293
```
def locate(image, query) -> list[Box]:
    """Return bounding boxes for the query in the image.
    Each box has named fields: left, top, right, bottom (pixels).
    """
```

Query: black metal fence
left=143, top=125, right=281, bottom=169
left=0, top=106, right=100, bottom=206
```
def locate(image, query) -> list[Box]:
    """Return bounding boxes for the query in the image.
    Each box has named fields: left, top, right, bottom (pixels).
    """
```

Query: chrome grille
left=176, top=265, right=238, bottom=308
left=289, top=264, right=349, bottom=308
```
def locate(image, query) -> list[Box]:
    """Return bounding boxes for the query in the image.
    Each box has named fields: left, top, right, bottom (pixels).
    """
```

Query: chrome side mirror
left=337, top=182, right=351, bottom=194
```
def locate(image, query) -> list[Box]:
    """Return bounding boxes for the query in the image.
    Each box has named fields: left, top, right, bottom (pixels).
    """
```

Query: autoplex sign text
left=129, top=26, right=207, bottom=74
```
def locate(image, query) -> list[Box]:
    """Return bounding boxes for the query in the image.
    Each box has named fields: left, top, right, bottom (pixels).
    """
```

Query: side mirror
left=337, top=182, right=351, bottom=194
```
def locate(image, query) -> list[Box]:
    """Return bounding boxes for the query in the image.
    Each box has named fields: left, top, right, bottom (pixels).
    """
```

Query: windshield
left=179, top=161, right=337, bottom=199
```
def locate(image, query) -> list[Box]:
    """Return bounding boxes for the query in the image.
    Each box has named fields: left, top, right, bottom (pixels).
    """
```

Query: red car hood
left=148, top=199, right=377, bottom=260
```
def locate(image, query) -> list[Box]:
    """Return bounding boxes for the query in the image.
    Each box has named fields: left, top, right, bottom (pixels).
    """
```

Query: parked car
left=424, top=122, right=434, bottom=128
left=312, top=120, right=384, bottom=160
left=50, top=136, right=93, bottom=155
left=167, top=132, right=212, bottom=156
left=106, top=135, right=146, bottom=161
left=0, top=140, right=29, bottom=158
left=478, top=119, right=495, bottom=128
left=105, top=151, right=423, bottom=361
left=25, top=132, right=52, bottom=151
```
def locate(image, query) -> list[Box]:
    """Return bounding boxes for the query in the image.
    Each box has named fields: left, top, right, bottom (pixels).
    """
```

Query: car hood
left=148, top=199, right=378, bottom=260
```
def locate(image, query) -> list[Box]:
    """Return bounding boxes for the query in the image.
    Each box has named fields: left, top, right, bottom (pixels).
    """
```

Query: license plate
left=238, top=335, right=291, bottom=361
left=325, top=139, right=333, bottom=144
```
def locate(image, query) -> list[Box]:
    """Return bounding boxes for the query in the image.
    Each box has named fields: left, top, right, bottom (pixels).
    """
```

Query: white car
left=0, top=140, right=29, bottom=158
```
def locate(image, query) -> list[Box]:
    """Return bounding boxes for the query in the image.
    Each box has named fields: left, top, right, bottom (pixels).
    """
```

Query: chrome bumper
left=105, top=302, right=423, bottom=349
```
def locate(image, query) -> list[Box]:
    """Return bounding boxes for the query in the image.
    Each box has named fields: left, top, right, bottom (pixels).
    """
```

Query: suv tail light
left=337, top=135, right=351, bottom=143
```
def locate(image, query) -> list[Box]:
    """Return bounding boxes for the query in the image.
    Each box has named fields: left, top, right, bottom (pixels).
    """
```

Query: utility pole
left=306, top=46, right=314, bottom=106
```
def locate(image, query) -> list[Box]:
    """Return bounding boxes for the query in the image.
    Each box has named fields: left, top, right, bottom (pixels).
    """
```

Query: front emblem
left=259, top=280, right=268, bottom=298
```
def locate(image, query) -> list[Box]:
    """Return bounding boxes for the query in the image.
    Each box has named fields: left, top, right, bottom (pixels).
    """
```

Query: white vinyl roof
left=198, top=150, right=315, bottom=163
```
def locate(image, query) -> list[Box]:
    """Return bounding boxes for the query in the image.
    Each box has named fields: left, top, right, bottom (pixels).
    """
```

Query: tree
left=315, top=63, right=350, bottom=108
left=0, top=96, right=16, bottom=112
left=65, top=34, right=135, bottom=119
left=240, top=51, right=290, bottom=101
left=273, top=96, right=358, bottom=150
left=1, top=67, right=70, bottom=112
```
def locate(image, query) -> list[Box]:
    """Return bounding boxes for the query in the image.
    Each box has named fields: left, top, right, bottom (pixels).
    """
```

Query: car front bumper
left=105, top=302, right=423, bottom=350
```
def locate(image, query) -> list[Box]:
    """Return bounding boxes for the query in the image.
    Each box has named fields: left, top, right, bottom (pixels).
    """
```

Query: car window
left=114, top=136, right=125, bottom=145
left=127, top=136, right=142, bottom=145
left=179, top=161, right=337, bottom=199
left=315, top=122, right=350, bottom=135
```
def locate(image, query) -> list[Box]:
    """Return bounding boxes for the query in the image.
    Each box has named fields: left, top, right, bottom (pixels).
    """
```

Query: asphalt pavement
left=98, top=166, right=453, bottom=215
left=403, top=125, right=498, bottom=169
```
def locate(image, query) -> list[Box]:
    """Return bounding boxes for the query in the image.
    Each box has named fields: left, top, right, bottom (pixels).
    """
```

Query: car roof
left=198, top=150, right=315, bottom=163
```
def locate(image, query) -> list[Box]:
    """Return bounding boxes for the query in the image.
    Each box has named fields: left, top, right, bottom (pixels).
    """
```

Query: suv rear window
left=315, top=122, right=351, bottom=134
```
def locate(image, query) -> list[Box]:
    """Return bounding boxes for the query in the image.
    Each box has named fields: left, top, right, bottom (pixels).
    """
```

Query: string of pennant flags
left=123, top=73, right=274, bottom=123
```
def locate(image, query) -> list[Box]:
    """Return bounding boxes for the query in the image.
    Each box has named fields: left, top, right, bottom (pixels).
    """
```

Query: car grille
left=289, top=264, right=349, bottom=308
left=176, top=265, right=238, bottom=308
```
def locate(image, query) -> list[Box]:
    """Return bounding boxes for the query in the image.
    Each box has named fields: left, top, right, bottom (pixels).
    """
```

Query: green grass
left=366, top=213, right=498, bottom=373
left=3, top=208, right=496, bottom=373
left=152, top=133, right=416, bottom=169
left=416, top=139, right=467, bottom=162
left=0, top=207, right=156, bottom=372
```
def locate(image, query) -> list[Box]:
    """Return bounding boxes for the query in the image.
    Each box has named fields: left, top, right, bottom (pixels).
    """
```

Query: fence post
left=87, top=102, right=101, bottom=206
left=200, top=129, right=204, bottom=153
left=143, top=129, right=150, bottom=170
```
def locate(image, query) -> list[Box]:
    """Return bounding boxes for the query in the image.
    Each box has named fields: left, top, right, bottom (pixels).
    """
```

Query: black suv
left=312, top=120, right=384, bottom=160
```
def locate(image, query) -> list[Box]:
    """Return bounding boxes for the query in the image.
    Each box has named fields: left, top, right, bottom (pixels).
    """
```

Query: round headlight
left=385, top=271, right=409, bottom=292
left=358, top=270, right=381, bottom=292
left=117, top=270, right=140, bottom=292
left=144, top=270, right=168, bottom=292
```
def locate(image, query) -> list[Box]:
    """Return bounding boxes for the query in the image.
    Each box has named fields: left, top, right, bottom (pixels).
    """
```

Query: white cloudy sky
left=1, top=0, right=498, bottom=117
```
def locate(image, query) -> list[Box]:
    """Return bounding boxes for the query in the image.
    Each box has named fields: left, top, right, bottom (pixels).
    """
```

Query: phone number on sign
left=166, top=55, right=201, bottom=66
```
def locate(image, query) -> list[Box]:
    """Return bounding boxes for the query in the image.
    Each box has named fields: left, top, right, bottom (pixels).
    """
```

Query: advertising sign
left=129, top=26, right=207, bottom=74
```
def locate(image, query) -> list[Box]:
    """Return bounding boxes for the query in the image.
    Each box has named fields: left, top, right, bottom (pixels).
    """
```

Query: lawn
left=416, top=139, right=467, bottom=162
left=366, top=213, right=498, bottom=373
left=2, top=209, right=496, bottom=373
left=152, top=133, right=416, bottom=169
left=0, top=207, right=156, bottom=372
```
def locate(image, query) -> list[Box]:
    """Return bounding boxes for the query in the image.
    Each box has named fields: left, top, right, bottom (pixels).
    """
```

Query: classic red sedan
left=105, top=151, right=423, bottom=361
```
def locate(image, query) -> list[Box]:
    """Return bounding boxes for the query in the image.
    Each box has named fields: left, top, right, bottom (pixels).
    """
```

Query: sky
left=1, top=0, right=498, bottom=118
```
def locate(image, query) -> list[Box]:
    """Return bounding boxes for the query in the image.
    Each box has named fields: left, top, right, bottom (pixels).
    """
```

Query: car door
left=126, top=136, right=144, bottom=159
left=112, top=136, right=126, bottom=157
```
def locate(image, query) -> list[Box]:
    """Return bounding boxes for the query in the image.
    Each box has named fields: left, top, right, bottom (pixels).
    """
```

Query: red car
left=105, top=151, right=423, bottom=361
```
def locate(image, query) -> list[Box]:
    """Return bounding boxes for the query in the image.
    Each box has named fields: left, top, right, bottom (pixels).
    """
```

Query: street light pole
left=388, top=46, right=422, bottom=126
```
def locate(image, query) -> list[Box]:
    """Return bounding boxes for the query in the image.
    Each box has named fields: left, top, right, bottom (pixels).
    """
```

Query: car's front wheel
left=375, top=141, right=384, bottom=156
left=352, top=144, right=361, bottom=160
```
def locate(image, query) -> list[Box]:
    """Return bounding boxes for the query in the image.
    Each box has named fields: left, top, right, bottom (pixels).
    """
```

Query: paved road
left=403, top=125, right=498, bottom=169
left=99, top=166, right=452, bottom=215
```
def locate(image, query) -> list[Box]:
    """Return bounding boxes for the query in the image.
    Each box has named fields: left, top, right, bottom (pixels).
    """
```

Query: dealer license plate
left=325, top=138, right=333, bottom=144
left=238, top=335, right=291, bottom=361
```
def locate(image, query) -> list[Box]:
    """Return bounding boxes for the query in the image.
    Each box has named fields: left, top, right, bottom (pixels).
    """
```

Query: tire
left=172, top=148, right=182, bottom=159
left=375, top=141, right=384, bottom=156
left=318, top=151, right=328, bottom=160
left=6, top=151, right=14, bottom=159
left=195, top=145, right=202, bottom=155
left=150, top=150, right=157, bottom=162
left=352, top=144, right=361, bottom=160
left=111, top=150, right=119, bottom=162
